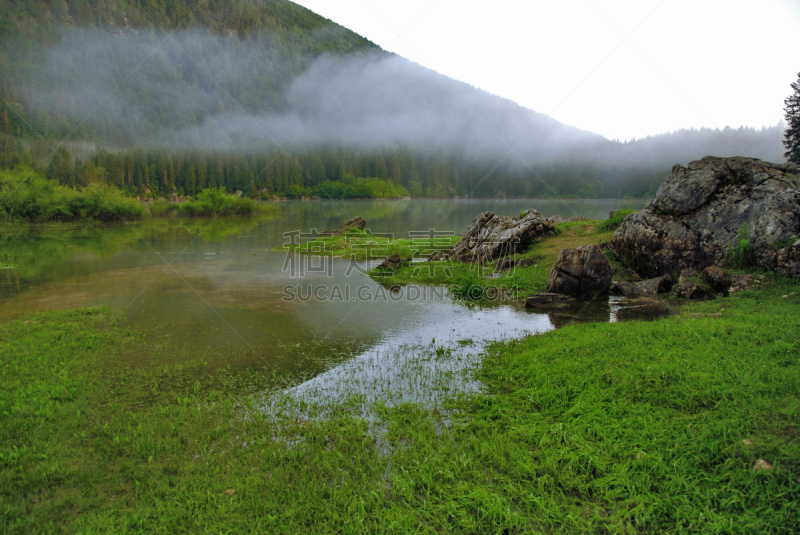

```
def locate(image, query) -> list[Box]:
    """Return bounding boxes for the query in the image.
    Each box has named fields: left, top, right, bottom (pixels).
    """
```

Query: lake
left=1, top=198, right=652, bottom=402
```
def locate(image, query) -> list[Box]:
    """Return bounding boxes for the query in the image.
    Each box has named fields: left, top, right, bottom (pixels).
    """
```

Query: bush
left=284, top=176, right=409, bottom=199
left=0, top=166, right=145, bottom=222
left=727, top=223, right=756, bottom=268
left=181, top=187, right=269, bottom=216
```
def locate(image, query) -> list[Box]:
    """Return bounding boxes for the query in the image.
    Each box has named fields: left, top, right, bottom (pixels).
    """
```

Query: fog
left=21, top=28, right=786, bottom=167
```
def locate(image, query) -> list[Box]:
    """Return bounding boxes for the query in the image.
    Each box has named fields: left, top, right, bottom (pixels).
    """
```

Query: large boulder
left=611, top=156, right=800, bottom=278
left=546, top=245, right=613, bottom=299
left=450, top=209, right=554, bottom=262
left=702, top=266, right=731, bottom=292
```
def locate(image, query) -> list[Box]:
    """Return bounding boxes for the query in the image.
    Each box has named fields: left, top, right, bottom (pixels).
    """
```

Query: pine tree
left=784, top=72, right=800, bottom=165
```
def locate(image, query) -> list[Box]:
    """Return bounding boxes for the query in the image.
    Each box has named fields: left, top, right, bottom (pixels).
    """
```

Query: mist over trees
left=0, top=0, right=788, bottom=199
left=784, top=72, right=800, bottom=165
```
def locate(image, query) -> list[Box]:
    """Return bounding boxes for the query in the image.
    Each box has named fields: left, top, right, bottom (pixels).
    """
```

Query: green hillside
left=0, top=0, right=378, bottom=141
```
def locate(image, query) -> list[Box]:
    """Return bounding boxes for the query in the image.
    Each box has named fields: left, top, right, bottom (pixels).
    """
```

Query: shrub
left=284, top=176, right=409, bottom=199
left=727, top=223, right=756, bottom=268
left=181, top=187, right=269, bottom=216
left=0, top=166, right=145, bottom=222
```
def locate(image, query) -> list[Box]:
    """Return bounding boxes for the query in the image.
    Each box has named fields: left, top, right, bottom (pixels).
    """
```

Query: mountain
left=0, top=0, right=377, bottom=141
left=0, top=0, right=786, bottom=198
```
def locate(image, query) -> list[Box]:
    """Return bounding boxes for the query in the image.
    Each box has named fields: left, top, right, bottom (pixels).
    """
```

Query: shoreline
left=2, top=211, right=798, bottom=531
left=1, top=274, right=797, bottom=531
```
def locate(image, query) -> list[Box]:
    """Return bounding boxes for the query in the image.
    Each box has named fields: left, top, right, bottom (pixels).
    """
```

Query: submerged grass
left=286, top=228, right=460, bottom=261
left=1, top=276, right=799, bottom=532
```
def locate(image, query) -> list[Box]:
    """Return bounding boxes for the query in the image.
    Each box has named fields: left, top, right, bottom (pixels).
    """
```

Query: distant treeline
left=0, top=136, right=667, bottom=199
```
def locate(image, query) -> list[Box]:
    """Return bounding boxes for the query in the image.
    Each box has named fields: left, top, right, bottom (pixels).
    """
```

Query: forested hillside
left=0, top=0, right=787, bottom=199
left=0, top=0, right=376, bottom=141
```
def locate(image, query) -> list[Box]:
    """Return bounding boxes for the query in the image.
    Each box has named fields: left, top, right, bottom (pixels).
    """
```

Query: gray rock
left=548, top=214, right=567, bottom=224
left=673, top=282, right=706, bottom=299
left=525, top=293, right=576, bottom=308
left=635, top=273, right=674, bottom=294
left=546, top=244, right=613, bottom=299
left=610, top=273, right=673, bottom=296
left=678, top=268, right=698, bottom=284
left=609, top=280, right=638, bottom=296
left=702, top=266, right=731, bottom=292
left=568, top=215, right=590, bottom=222
left=611, top=156, right=800, bottom=277
left=450, top=210, right=554, bottom=262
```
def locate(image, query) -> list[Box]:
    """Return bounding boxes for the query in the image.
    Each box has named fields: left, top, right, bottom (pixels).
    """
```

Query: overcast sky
left=292, top=0, right=800, bottom=141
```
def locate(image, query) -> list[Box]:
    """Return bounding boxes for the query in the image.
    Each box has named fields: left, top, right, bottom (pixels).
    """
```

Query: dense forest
left=0, top=0, right=787, bottom=200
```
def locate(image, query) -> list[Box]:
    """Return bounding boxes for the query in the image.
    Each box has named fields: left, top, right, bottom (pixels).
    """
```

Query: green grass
left=470, top=279, right=800, bottom=532
left=596, top=208, right=636, bottom=232
left=2, top=276, right=798, bottom=532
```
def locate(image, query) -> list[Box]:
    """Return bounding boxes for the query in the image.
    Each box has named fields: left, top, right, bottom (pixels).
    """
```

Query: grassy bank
left=2, top=276, right=798, bottom=532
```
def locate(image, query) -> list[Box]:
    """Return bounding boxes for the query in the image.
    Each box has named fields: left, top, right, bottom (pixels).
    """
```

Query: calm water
left=0, top=199, right=652, bottom=394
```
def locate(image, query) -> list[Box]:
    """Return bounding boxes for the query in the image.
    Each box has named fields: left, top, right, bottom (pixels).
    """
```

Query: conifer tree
left=784, top=72, right=800, bottom=165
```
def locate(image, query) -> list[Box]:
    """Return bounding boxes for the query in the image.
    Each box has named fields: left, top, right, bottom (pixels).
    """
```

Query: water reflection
left=0, top=199, right=655, bottom=387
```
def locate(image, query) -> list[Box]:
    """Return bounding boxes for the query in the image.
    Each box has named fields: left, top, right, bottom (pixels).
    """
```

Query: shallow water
left=0, top=199, right=655, bottom=394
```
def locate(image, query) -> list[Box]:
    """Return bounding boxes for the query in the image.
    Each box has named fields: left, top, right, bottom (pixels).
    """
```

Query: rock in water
left=525, top=293, right=576, bottom=308
left=319, top=216, right=367, bottom=237
left=546, top=245, right=612, bottom=299
left=609, top=273, right=673, bottom=296
left=450, top=210, right=554, bottom=262
left=611, top=156, right=800, bottom=277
